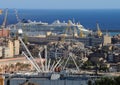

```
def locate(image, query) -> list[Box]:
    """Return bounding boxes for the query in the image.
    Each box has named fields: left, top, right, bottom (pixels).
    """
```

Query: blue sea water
left=0, top=9, right=120, bottom=30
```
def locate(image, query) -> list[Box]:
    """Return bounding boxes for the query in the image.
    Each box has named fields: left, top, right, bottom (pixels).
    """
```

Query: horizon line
left=1, top=8, right=120, bottom=10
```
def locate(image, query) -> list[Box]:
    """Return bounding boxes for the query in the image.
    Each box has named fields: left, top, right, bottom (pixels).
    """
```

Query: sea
left=0, top=9, right=120, bottom=35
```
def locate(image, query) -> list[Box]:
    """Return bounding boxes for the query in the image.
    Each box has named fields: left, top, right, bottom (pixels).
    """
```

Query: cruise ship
left=9, top=19, right=91, bottom=37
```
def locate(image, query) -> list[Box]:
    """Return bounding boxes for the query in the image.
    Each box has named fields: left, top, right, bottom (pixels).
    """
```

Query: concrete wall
left=5, top=78, right=88, bottom=85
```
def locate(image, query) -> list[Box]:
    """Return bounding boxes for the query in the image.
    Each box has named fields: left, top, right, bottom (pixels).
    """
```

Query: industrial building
left=27, top=34, right=111, bottom=46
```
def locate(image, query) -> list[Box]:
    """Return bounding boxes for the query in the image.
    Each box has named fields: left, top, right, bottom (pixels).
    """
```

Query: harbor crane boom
left=1, top=9, right=8, bottom=28
left=62, top=20, right=73, bottom=42
left=14, top=9, right=21, bottom=23
left=97, top=23, right=103, bottom=37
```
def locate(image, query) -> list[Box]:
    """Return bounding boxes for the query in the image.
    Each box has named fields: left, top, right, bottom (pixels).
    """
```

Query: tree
left=94, top=76, right=120, bottom=85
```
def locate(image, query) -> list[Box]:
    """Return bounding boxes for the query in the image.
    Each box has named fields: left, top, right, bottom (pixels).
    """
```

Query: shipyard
left=0, top=1, right=120, bottom=84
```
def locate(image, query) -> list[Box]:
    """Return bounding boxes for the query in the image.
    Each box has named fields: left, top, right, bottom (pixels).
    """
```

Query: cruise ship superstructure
left=9, top=19, right=91, bottom=37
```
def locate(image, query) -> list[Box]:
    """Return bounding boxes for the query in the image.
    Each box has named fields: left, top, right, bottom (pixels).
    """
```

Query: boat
left=9, top=19, right=91, bottom=37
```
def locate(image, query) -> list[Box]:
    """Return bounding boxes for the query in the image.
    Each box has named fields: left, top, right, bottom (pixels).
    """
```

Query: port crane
left=61, top=20, right=74, bottom=42
left=79, top=28, right=85, bottom=38
left=1, top=9, right=8, bottom=28
left=0, top=9, right=9, bottom=37
left=96, top=23, right=103, bottom=37
left=14, top=9, right=24, bottom=36
left=14, top=9, right=21, bottom=23
left=72, top=26, right=78, bottom=38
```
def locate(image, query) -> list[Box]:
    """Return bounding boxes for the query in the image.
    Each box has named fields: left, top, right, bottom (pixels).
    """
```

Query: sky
left=0, top=0, right=120, bottom=9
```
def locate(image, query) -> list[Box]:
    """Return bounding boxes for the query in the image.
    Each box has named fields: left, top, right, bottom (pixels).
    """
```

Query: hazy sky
left=0, top=0, right=120, bottom=9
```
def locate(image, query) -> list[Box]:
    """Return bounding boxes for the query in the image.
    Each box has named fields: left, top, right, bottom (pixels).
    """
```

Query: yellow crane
left=79, top=29, right=84, bottom=38
left=73, top=27, right=78, bottom=38
left=78, top=23, right=85, bottom=38
left=61, top=20, right=73, bottom=42
left=96, top=23, right=102, bottom=37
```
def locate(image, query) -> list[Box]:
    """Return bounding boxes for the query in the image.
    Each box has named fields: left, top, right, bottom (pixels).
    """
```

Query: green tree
left=95, top=76, right=120, bottom=85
